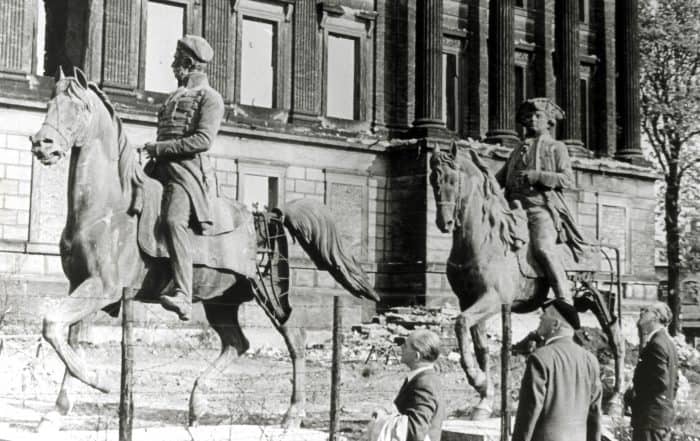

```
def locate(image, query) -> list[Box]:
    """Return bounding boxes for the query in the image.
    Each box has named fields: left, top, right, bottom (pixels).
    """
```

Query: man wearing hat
left=140, top=35, right=225, bottom=321
left=495, top=98, right=586, bottom=305
left=512, top=299, right=602, bottom=441
left=624, top=302, right=678, bottom=441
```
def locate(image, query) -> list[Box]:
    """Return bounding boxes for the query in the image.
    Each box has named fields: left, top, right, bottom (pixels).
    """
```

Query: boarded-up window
left=326, top=34, right=358, bottom=119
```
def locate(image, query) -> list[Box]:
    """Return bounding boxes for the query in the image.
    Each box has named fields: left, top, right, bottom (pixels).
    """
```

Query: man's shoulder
left=201, top=85, right=225, bottom=105
left=539, top=136, right=567, bottom=151
left=412, top=368, right=442, bottom=389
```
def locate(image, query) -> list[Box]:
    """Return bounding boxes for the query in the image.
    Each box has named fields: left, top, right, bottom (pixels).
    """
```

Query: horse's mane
left=61, top=78, right=147, bottom=204
left=439, top=147, right=527, bottom=251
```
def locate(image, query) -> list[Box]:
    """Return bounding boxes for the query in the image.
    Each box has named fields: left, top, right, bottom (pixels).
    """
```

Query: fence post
left=119, top=287, right=134, bottom=441
left=329, top=296, right=344, bottom=441
left=500, top=303, right=511, bottom=441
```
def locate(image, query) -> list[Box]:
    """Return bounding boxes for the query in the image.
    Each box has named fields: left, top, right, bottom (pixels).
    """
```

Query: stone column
left=616, top=0, right=644, bottom=163
left=485, top=0, right=519, bottom=148
left=290, top=0, right=319, bottom=123
left=535, top=0, right=555, bottom=100
left=412, top=0, right=445, bottom=138
left=555, top=0, right=584, bottom=151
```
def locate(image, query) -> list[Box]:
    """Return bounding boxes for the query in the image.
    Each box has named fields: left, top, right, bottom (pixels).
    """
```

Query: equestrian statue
left=28, top=35, right=378, bottom=431
left=429, top=98, right=624, bottom=419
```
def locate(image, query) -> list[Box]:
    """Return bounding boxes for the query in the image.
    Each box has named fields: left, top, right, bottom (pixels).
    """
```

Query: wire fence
left=1, top=288, right=699, bottom=441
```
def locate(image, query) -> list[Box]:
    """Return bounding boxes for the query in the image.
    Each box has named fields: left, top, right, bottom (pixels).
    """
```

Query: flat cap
left=542, top=298, right=580, bottom=330
left=177, top=35, right=214, bottom=63
left=517, top=97, right=565, bottom=125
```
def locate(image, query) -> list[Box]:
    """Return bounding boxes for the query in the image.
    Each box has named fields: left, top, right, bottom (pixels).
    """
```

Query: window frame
left=138, top=0, right=193, bottom=99
left=442, top=32, right=465, bottom=135
left=319, top=10, right=374, bottom=127
left=514, top=47, right=535, bottom=134
left=234, top=0, right=293, bottom=111
left=236, top=159, right=287, bottom=211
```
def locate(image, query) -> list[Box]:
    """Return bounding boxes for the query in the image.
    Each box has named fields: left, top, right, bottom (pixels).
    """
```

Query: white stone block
left=5, top=165, right=31, bottom=181
left=4, top=195, right=30, bottom=210
left=305, top=167, right=324, bottom=181
left=0, top=149, right=19, bottom=165
left=286, top=165, right=305, bottom=179
left=6, top=134, right=32, bottom=150
left=0, top=179, right=18, bottom=195
left=2, top=225, right=28, bottom=241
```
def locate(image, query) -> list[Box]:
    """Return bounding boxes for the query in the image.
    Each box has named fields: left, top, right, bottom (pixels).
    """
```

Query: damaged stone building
left=0, top=0, right=658, bottom=331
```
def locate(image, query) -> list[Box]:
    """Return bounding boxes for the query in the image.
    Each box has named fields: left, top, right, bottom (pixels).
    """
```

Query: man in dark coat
left=386, top=329, right=446, bottom=441
left=624, top=302, right=679, bottom=441
left=141, top=35, right=225, bottom=321
left=495, top=98, right=586, bottom=305
left=512, top=299, right=602, bottom=441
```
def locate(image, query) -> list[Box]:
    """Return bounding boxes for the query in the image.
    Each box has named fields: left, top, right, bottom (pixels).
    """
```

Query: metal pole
left=329, top=296, right=344, bottom=441
left=119, top=288, right=134, bottom=441
left=500, top=304, right=512, bottom=441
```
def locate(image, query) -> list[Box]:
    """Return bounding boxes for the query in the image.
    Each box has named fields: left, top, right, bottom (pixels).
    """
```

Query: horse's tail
left=276, top=199, right=380, bottom=302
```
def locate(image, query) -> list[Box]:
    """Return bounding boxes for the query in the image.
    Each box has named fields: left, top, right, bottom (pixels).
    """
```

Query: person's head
left=400, top=329, right=442, bottom=370
left=171, top=35, right=213, bottom=83
left=637, top=302, right=672, bottom=336
left=536, top=299, right=580, bottom=340
left=517, top=98, right=564, bottom=137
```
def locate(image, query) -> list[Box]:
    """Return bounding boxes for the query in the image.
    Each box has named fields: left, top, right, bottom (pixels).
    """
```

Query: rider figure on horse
left=140, top=35, right=225, bottom=321
left=495, top=98, right=586, bottom=305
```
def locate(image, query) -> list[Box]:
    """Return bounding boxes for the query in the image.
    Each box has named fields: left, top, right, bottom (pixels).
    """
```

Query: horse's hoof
left=470, top=405, right=492, bottom=421
left=56, top=390, right=73, bottom=415
left=281, top=406, right=305, bottom=429
left=603, top=394, right=623, bottom=417
left=92, top=370, right=112, bottom=394
left=469, top=371, right=488, bottom=396
left=36, top=411, right=61, bottom=433
left=189, top=390, right=208, bottom=426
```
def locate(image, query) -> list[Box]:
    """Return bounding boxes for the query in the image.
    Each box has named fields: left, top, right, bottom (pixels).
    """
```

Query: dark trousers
left=527, top=205, right=572, bottom=303
left=632, top=428, right=671, bottom=441
left=162, top=182, right=193, bottom=299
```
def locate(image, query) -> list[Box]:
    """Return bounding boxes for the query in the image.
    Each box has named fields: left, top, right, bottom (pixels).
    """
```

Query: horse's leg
left=42, top=277, right=116, bottom=393
left=455, top=292, right=500, bottom=420
left=275, top=311, right=307, bottom=429
left=189, top=299, right=249, bottom=427
left=37, top=278, right=117, bottom=432
left=576, top=286, right=624, bottom=415
left=55, top=321, right=88, bottom=415
left=470, top=321, right=495, bottom=415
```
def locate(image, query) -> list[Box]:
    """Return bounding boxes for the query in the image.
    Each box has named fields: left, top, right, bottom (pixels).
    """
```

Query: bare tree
left=640, top=0, right=700, bottom=335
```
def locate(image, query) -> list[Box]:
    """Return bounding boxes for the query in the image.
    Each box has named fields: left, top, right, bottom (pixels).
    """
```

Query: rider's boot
left=540, top=253, right=574, bottom=305
left=160, top=289, right=192, bottom=321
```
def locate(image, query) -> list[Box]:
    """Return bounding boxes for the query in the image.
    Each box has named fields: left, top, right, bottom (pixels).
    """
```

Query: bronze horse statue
left=28, top=68, right=378, bottom=430
left=429, top=143, right=624, bottom=419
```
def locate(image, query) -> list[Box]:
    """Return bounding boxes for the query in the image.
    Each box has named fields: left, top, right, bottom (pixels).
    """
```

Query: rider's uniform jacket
left=148, top=71, right=225, bottom=234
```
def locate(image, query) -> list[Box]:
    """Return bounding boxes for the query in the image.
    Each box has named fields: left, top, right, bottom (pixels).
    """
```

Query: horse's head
left=30, top=67, right=94, bottom=165
left=429, top=143, right=463, bottom=233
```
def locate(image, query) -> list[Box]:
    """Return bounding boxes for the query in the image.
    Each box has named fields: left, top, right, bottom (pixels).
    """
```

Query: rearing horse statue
left=28, top=68, right=379, bottom=430
left=429, top=143, right=624, bottom=419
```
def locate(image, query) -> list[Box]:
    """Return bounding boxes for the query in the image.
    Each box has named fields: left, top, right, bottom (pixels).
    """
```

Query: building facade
left=0, top=0, right=658, bottom=331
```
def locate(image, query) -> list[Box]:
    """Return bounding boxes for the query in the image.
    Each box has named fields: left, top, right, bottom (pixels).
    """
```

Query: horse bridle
left=42, top=81, right=92, bottom=149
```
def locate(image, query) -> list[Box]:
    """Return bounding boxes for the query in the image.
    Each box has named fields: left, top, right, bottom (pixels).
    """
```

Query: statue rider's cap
left=517, top=97, right=565, bottom=126
left=177, top=35, right=214, bottom=63
left=542, top=298, right=580, bottom=330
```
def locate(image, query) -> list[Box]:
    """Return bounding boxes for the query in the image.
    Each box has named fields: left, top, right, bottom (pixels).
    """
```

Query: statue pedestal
left=441, top=418, right=502, bottom=441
